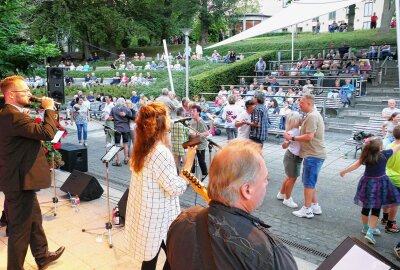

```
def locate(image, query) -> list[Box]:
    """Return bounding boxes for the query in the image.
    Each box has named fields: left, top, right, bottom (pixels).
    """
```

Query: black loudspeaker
left=60, top=170, right=104, bottom=201
left=118, top=188, right=129, bottom=219
left=47, top=67, right=65, bottom=103
left=59, top=143, right=88, bottom=172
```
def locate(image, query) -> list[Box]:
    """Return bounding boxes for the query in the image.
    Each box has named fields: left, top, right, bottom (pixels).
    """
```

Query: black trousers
left=191, top=149, right=208, bottom=176
left=5, top=190, right=48, bottom=270
left=141, top=240, right=170, bottom=270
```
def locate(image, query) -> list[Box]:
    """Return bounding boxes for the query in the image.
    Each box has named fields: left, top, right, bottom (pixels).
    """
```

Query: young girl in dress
left=277, top=111, right=302, bottom=208
left=340, top=137, right=400, bottom=245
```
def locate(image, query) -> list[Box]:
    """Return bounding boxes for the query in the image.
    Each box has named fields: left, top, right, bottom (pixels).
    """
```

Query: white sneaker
left=292, top=206, right=314, bottom=218
left=283, top=197, right=298, bottom=208
left=276, top=192, right=285, bottom=200
left=106, top=143, right=113, bottom=148
left=312, top=204, right=322, bottom=215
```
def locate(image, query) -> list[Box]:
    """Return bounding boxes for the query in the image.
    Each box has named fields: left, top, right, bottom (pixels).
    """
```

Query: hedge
left=189, top=51, right=275, bottom=99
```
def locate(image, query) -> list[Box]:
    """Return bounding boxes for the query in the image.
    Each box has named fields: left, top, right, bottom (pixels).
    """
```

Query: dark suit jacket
left=0, top=104, right=58, bottom=192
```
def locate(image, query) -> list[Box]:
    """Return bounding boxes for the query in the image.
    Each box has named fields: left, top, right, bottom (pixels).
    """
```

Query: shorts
left=302, top=157, right=324, bottom=188
left=283, top=150, right=303, bottom=178
left=114, top=131, right=130, bottom=145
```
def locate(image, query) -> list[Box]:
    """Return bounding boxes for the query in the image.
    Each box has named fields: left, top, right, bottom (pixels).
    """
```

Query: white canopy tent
left=206, top=0, right=362, bottom=50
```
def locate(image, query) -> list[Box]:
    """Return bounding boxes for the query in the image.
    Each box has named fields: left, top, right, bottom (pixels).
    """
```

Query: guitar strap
left=195, top=208, right=217, bottom=270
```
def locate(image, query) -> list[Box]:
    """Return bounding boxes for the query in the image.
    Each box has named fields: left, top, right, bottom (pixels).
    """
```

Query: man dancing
left=0, top=76, right=65, bottom=270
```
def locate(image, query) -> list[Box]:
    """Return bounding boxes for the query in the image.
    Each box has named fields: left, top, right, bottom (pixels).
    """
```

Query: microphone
left=30, top=96, right=61, bottom=106
left=206, top=138, right=222, bottom=149
left=172, top=117, right=192, bottom=124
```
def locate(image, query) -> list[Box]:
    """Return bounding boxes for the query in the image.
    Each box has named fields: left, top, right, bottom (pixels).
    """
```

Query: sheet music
left=51, top=130, right=65, bottom=144
left=101, top=146, right=123, bottom=163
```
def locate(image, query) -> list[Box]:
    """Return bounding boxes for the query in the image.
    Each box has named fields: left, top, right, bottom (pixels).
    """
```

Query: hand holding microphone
left=30, top=96, right=60, bottom=109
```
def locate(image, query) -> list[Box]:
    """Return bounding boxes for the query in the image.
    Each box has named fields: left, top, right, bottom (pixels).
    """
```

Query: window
left=363, top=22, right=370, bottom=29
left=364, top=2, right=373, bottom=17
left=297, top=27, right=303, bottom=33
left=312, top=16, right=319, bottom=22
left=282, top=28, right=288, bottom=32
left=329, top=11, right=336, bottom=21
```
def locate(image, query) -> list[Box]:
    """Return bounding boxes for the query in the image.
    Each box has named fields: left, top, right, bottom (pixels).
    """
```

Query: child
left=171, top=107, right=190, bottom=172
left=277, top=112, right=302, bottom=208
left=340, top=137, right=400, bottom=245
left=382, top=126, right=400, bottom=233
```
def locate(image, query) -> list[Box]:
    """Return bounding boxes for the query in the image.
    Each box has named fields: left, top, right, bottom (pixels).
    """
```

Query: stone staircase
left=326, top=60, right=399, bottom=134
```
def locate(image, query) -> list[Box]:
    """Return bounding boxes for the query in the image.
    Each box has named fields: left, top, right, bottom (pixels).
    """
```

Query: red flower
left=64, top=121, right=69, bottom=126
left=44, top=149, right=49, bottom=155
left=34, top=118, right=42, bottom=123
left=53, top=142, right=61, bottom=150
left=59, top=116, right=64, bottom=120
left=59, top=127, right=65, bottom=131
left=56, top=122, right=61, bottom=127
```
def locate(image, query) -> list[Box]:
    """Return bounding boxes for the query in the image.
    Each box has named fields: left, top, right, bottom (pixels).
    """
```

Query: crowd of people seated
left=328, top=20, right=348, bottom=32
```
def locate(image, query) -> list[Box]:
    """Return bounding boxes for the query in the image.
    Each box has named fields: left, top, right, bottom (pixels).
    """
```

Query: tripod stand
left=41, top=130, right=66, bottom=216
left=82, top=145, right=122, bottom=248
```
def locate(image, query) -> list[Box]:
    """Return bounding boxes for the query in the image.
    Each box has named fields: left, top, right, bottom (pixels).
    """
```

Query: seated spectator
left=265, top=87, right=275, bottom=100
left=118, top=51, right=126, bottom=62
left=133, top=53, right=140, bottom=61
left=82, top=74, right=91, bottom=88
left=146, top=72, right=154, bottom=82
left=33, top=76, right=45, bottom=89
left=175, top=52, right=183, bottom=60
left=286, top=87, right=296, bottom=97
left=83, top=62, right=90, bottom=71
left=199, top=98, right=209, bottom=120
left=263, top=76, right=271, bottom=86
left=268, top=99, right=280, bottom=115
left=321, top=54, right=332, bottom=70
left=346, top=59, right=360, bottom=75
left=89, top=72, right=99, bottom=86
left=110, top=61, right=117, bottom=70
left=279, top=101, right=292, bottom=116
left=240, top=77, right=247, bottom=85
left=87, top=91, right=95, bottom=102
left=211, top=50, right=221, bottom=63
left=271, top=77, right=280, bottom=91
left=191, top=53, right=198, bottom=60
left=119, top=62, right=126, bottom=70
left=278, top=65, right=285, bottom=77
left=229, top=50, right=236, bottom=63
left=314, top=53, right=323, bottom=68
left=110, top=72, right=121, bottom=85
left=214, top=93, right=225, bottom=107
left=382, top=99, right=400, bottom=119
left=302, top=79, right=314, bottom=95
left=329, top=21, right=338, bottom=32
left=380, top=43, right=393, bottom=59
left=125, top=61, right=134, bottom=70
left=64, top=60, right=72, bottom=70
left=139, top=53, right=145, bottom=61
left=223, top=51, right=231, bottom=63
left=288, top=64, right=298, bottom=76
left=69, top=62, right=76, bottom=71
left=128, top=73, right=138, bottom=86
left=76, top=64, right=83, bottom=71
left=150, top=61, right=157, bottom=70
left=158, top=61, right=165, bottom=69
left=338, top=43, right=350, bottom=58
left=341, top=79, right=355, bottom=106
left=119, top=73, right=129, bottom=87
left=136, top=73, right=147, bottom=85
left=368, top=41, right=378, bottom=59
left=58, top=61, right=65, bottom=68
left=327, top=80, right=341, bottom=99
left=65, top=75, right=74, bottom=87
left=144, top=62, right=151, bottom=70
left=292, top=79, right=302, bottom=95
left=173, top=60, right=183, bottom=71
left=300, top=56, right=309, bottom=68
left=339, top=20, right=347, bottom=32
left=93, top=52, right=100, bottom=62
left=328, top=42, right=337, bottom=56
left=275, top=87, right=285, bottom=97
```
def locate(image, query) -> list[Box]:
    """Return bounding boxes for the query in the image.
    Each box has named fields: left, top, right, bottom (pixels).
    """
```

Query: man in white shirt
left=382, top=99, right=400, bottom=119
left=235, top=100, right=256, bottom=139
left=102, top=95, right=115, bottom=147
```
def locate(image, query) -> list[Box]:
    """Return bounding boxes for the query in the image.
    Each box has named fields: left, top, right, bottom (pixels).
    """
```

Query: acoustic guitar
left=181, top=169, right=211, bottom=204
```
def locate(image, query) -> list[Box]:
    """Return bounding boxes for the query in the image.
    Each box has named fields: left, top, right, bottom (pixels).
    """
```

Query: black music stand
left=42, top=130, right=65, bottom=216
left=82, top=145, right=122, bottom=248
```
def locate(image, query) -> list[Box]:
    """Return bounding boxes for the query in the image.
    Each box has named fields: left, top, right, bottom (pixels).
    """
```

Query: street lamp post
left=182, top=28, right=192, bottom=98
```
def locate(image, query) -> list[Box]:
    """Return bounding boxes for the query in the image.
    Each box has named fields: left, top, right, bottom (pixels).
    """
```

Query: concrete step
left=338, top=109, right=381, bottom=118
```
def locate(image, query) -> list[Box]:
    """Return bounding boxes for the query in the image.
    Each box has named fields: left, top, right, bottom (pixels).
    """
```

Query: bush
left=189, top=51, right=275, bottom=99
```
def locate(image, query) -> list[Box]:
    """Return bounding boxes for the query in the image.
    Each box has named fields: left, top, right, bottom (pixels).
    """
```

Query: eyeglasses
left=11, top=89, right=31, bottom=94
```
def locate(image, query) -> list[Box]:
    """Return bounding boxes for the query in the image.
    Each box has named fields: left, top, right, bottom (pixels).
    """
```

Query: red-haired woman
left=124, top=102, right=196, bottom=270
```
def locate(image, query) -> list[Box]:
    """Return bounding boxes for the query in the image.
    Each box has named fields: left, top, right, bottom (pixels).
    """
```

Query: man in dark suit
left=0, top=76, right=65, bottom=270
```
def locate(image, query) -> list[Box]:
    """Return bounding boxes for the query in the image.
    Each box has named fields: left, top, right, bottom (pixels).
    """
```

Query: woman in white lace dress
left=125, top=102, right=196, bottom=270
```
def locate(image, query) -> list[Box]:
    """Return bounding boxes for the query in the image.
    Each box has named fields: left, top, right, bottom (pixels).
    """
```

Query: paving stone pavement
left=59, top=119, right=400, bottom=268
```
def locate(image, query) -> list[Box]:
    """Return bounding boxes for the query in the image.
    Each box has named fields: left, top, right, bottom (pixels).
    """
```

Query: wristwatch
left=291, top=136, right=295, bottom=141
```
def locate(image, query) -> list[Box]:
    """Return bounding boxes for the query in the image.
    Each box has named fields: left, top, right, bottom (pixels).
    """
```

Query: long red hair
left=130, top=102, right=169, bottom=173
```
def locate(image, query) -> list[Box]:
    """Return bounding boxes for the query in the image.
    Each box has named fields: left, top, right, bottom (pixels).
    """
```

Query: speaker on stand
left=47, top=67, right=65, bottom=104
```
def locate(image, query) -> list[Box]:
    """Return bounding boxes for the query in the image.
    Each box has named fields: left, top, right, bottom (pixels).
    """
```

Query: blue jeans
left=226, top=128, right=238, bottom=140
left=302, top=157, right=324, bottom=188
left=76, top=122, right=88, bottom=141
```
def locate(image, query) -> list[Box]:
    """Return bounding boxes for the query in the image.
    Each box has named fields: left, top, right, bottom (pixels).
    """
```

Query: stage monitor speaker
left=118, top=188, right=129, bottom=220
left=60, top=170, right=104, bottom=201
left=47, top=67, right=65, bottom=104
left=59, top=143, right=88, bottom=172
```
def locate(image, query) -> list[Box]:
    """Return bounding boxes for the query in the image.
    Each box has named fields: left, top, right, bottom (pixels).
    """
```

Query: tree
left=0, top=0, right=60, bottom=77
left=380, top=0, right=395, bottom=33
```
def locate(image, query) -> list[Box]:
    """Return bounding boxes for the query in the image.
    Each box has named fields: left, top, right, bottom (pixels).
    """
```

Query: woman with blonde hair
left=277, top=111, right=303, bottom=208
left=124, top=102, right=196, bottom=270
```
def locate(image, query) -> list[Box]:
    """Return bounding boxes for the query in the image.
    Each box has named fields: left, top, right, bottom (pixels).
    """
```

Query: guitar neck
left=181, top=169, right=211, bottom=204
